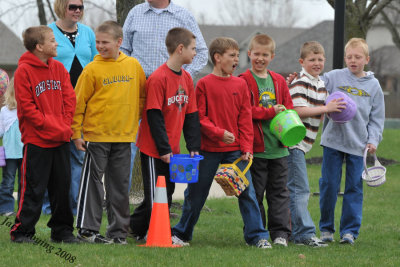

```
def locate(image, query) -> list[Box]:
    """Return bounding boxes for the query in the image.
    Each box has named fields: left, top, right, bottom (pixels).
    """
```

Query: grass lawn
left=0, top=130, right=399, bottom=266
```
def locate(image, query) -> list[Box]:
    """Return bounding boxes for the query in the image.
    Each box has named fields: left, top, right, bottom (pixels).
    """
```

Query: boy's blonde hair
left=22, top=25, right=53, bottom=53
left=248, top=34, right=276, bottom=54
left=300, top=41, right=325, bottom=59
left=4, top=77, right=17, bottom=110
left=345, top=38, right=369, bottom=57
left=209, top=37, right=239, bottom=65
left=95, top=21, right=122, bottom=40
left=165, top=27, right=196, bottom=55
left=54, top=0, right=84, bottom=20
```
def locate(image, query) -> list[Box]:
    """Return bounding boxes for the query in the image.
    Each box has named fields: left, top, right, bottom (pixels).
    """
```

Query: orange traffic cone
left=140, top=175, right=181, bottom=247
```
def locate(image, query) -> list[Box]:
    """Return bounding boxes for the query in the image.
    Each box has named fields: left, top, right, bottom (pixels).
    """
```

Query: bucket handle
left=232, top=157, right=253, bottom=174
left=363, top=147, right=380, bottom=178
left=170, top=154, right=204, bottom=161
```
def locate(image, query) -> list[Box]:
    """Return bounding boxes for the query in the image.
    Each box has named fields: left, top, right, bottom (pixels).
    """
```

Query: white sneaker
left=340, top=233, right=354, bottom=245
left=320, top=231, right=334, bottom=243
left=255, top=239, right=272, bottom=249
left=273, top=237, right=288, bottom=247
left=299, top=236, right=328, bottom=247
left=172, top=235, right=190, bottom=246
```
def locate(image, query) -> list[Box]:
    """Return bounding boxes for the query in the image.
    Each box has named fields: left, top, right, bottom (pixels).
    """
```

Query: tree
left=380, top=1, right=400, bottom=51
left=116, top=0, right=144, bottom=25
left=326, top=0, right=393, bottom=40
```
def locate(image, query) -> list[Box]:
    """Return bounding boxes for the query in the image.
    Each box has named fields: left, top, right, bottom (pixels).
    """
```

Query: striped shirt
left=120, top=1, right=208, bottom=78
left=289, top=68, right=327, bottom=153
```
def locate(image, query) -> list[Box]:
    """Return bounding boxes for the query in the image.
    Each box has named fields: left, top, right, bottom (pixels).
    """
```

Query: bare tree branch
left=46, top=0, right=57, bottom=21
left=381, top=10, right=400, bottom=51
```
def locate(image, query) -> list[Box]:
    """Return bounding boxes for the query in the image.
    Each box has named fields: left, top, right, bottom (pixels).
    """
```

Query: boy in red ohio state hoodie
left=10, top=26, right=77, bottom=244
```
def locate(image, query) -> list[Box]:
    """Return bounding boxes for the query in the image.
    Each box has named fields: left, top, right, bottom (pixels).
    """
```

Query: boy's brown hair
left=165, top=27, right=196, bottom=55
left=22, top=25, right=53, bottom=53
left=54, top=0, right=84, bottom=20
left=248, top=34, right=276, bottom=54
left=345, top=38, right=369, bottom=57
left=209, top=37, right=239, bottom=65
left=95, top=20, right=123, bottom=40
left=300, top=41, right=325, bottom=59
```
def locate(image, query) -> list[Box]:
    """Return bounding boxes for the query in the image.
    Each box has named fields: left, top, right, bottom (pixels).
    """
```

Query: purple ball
left=326, top=91, right=357, bottom=123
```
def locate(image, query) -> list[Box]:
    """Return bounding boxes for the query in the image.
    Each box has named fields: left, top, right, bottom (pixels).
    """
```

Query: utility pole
left=333, top=0, right=346, bottom=69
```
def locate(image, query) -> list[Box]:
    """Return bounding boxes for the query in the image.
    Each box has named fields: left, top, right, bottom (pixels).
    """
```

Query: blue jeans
left=172, top=150, right=269, bottom=245
left=128, top=142, right=138, bottom=192
left=42, top=142, right=84, bottom=215
left=287, top=148, right=316, bottom=242
left=0, top=159, right=22, bottom=213
left=319, top=146, right=364, bottom=239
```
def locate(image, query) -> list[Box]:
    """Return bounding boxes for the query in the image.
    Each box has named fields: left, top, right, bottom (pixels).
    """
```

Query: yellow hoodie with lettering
left=72, top=52, right=146, bottom=142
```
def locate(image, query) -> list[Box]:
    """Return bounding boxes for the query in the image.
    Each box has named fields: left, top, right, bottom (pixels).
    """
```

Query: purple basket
left=326, top=91, right=357, bottom=123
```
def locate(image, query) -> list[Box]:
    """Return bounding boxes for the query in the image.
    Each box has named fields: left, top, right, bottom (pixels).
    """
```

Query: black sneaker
left=11, top=234, right=35, bottom=244
left=77, top=229, right=112, bottom=244
left=51, top=234, right=80, bottom=244
left=112, top=237, right=127, bottom=245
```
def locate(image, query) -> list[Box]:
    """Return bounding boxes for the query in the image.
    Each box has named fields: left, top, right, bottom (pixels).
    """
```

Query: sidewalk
left=173, top=180, right=227, bottom=200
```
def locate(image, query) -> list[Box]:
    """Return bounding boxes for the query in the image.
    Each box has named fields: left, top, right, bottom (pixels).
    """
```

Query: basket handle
left=363, top=147, right=380, bottom=178
left=232, top=157, right=253, bottom=174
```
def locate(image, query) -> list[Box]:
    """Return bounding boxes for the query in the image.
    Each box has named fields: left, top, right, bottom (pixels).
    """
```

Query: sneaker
left=77, top=229, right=112, bottom=244
left=299, top=236, right=328, bottom=247
left=255, top=239, right=272, bottom=249
left=112, top=237, right=128, bottom=245
left=135, top=234, right=147, bottom=244
left=1, top=211, right=16, bottom=216
left=171, top=235, right=190, bottom=246
left=340, top=233, right=354, bottom=245
left=320, top=231, right=334, bottom=243
left=11, top=234, right=35, bottom=244
left=273, top=237, right=288, bottom=247
left=51, top=234, right=80, bottom=244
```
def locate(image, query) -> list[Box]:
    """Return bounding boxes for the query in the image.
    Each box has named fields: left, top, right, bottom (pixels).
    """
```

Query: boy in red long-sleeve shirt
left=172, top=37, right=271, bottom=248
left=10, top=25, right=77, bottom=243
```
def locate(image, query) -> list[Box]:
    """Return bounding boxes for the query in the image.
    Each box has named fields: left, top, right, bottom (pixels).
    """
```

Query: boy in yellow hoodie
left=72, top=21, right=146, bottom=245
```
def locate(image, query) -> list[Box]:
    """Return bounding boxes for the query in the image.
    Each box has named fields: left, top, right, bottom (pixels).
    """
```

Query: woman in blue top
left=42, top=0, right=97, bottom=215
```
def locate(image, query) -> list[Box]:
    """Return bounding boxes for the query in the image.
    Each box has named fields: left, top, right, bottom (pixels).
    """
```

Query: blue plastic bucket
left=169, top=154, right=204, bottom=183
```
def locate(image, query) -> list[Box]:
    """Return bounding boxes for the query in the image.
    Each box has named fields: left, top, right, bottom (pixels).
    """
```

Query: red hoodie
left=14, top=51, right=76, bottom=148
left=239, top=69, right=293, bottom=153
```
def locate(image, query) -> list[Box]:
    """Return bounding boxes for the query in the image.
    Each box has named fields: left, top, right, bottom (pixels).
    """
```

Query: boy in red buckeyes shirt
left=129, top=27, right=201, bottom=241
left=10, top=26, right=77, bottom=243
left=239, top=34, right=293, bottom=247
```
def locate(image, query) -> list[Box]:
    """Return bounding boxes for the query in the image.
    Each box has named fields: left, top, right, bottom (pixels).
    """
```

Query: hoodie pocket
left=101, top=104, right=132, bottom=136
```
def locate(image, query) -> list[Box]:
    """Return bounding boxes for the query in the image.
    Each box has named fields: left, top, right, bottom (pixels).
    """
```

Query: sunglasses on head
left=68, top=4, right=84, bottom=11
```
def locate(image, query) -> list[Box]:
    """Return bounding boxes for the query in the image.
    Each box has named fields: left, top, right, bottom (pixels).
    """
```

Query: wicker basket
left=361, top=148, right=386, bottom=187
left=214, top=158, right=252, bottom=197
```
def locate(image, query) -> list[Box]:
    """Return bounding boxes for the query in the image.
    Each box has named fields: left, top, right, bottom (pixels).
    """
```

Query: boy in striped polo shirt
left=287, top=41, right=345, bottom=247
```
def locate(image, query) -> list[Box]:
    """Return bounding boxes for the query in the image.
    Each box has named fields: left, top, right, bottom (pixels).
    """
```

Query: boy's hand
left=273, top=104, right=285, bottom=114
left=160, top=152, right=173, bottom=163
left=286, top=72, right=298, bottom=85
left=73, top=138, right=86, bottom=151
left=223, top=130, right=235, bottom=144
left=326, top=98, right=346, bottom=113
left=366, top=143, right=377, bottom=154
left=190, top=151, right=199, bottom=157
left=241, top=152, right=252, bottom=161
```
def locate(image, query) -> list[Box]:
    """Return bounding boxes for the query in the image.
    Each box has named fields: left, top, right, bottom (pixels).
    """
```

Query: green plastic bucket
left=269, top=107, right=306, bottom=146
